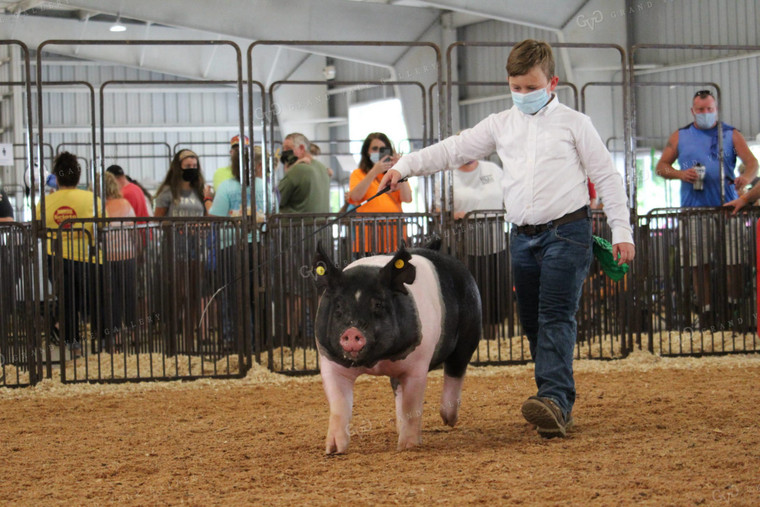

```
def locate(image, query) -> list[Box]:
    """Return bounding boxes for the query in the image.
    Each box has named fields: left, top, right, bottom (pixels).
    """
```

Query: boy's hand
left=612, top=242, right=635, bottom=266
left=378, top=169, right=403, bottom=193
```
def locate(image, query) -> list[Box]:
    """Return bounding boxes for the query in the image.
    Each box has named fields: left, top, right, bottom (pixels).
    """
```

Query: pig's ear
left=380, top=245, right=416, bottom=294
left=313, top=241, right=341, bottom=291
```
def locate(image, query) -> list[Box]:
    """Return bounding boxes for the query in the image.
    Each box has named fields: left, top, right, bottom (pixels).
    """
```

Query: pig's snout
left=340, top=327, right=366, bottom=357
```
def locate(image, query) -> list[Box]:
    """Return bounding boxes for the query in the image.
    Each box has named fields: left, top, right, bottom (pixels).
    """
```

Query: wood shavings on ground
left=1, top=348, right=757, bottom=400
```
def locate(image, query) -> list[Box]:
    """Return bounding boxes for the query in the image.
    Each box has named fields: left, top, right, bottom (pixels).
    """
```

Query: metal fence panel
left=640, top=208, right=760, bottom=356
left=0, top=223, right=40, bottom=387
left=48, top=217, right=250, bottom=383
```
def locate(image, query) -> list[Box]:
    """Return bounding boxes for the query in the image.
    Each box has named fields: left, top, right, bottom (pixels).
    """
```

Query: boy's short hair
left=506, top=39, right=555, bottom=79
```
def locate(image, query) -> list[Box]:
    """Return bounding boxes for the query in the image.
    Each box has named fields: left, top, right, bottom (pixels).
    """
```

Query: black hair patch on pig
left=314, top=264, right=422, bottom=369
left=407, top=247, right=482, bottom=378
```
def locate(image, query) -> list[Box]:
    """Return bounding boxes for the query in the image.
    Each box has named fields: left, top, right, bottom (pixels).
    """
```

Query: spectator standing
left=154, top=149, right=209, bottom=352
left=105, top=165, right=150, bottom=217
left=277, top=133, right=330, bottom=214
left=347, top=132, right=412, bottom=253
left=209, top=144, right=259, bottom=347
left=36, top=152, right=105, bottom=355
left=103, top=172, right=137, bottom=351
left=656, top=89, right=758, bottom=324
left=446, top=159, right=506, bottom=340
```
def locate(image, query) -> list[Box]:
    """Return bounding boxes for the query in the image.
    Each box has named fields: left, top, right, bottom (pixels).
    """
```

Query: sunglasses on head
left=694, top=90, right=714, bottom=98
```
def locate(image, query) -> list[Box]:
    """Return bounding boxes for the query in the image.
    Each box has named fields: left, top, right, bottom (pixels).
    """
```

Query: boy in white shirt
left=380, top=39, right=635, bottom=438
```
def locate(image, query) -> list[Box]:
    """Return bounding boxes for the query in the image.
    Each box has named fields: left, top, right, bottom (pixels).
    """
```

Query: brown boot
left=521, top=396, right=572, bottom=438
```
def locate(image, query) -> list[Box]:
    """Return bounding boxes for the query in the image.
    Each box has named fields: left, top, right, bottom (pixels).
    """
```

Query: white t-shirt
left=438, top=160, right=506, bottom=255
left=451, top=160, right=504, bottom=214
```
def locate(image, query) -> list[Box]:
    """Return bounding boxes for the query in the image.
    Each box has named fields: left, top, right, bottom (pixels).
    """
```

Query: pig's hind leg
left=439, top=315, right=481, bottom=427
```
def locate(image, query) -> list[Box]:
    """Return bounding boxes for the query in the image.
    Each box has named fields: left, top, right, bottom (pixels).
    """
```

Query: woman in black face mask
left=153, top=149, right=211, bottom=353
left=154, top=149, right=206, bottom=217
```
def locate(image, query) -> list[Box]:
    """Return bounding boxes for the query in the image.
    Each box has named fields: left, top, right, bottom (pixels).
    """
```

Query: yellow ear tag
left=316, top=266, right=326, bottom=276
left=394, top=259, right=405, bottom=269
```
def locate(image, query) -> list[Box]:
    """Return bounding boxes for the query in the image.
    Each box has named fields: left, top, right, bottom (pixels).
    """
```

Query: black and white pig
left=312, top=241, right=481, bottom=454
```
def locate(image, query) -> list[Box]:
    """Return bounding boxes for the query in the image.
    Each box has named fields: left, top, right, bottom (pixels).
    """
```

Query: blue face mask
left=695, top=112, right=717, bottom=129
left=511, top=86, right=551, bottom=115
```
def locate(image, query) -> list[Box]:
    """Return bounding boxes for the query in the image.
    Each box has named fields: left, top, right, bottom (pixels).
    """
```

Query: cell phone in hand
left=378, top=147, right=392, bottom=160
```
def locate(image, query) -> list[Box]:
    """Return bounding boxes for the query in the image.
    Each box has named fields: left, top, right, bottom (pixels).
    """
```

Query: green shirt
left=213, top=165, right=234, bottom=191
left=278, top=159, right=330, bottom=213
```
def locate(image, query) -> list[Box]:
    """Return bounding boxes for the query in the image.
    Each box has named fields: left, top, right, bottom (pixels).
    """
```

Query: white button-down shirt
left=393, top=96, right=634, bottom=245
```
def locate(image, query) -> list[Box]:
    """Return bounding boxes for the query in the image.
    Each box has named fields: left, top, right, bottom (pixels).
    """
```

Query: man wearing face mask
left=656, top=90, right=758, bottom=207
left=656, top=90, right=758, bottom=326
left=277, top=132, right=330, bottom=213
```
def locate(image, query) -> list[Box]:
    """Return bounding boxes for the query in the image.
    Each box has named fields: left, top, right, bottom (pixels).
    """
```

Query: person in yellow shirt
left=347, top=132, right=412, bottom=254
left=36, top=152, right=104, bottom=354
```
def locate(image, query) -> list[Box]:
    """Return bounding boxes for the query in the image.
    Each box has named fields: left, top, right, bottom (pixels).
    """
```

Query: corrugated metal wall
left=632, top=0, right=760, bottom=148
left=25, top=59, right=261, bottom=191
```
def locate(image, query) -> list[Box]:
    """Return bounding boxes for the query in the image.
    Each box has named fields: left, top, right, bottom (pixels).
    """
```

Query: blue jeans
left=510, top=217, right=593, bottom=417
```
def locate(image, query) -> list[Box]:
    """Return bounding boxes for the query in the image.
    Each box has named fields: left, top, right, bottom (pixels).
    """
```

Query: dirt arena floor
left=1, top=351, right=759, bottom=506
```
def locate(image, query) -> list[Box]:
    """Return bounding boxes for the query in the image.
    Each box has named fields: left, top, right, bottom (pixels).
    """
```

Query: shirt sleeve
left=154, top=188, right=172, bottom=210
left=277, top=173, right=294, bottom=208
left=392, top=115, right=499, bottom=179
left=208, top=184, right=230, bottom=216
left=0, top=190, right=13, bottom=219
left=575, top=116, right=633, bottom=245
left=348, top=169, right=370, bottom=205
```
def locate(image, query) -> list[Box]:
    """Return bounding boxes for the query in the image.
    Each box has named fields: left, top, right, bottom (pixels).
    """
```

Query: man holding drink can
left=656, top=89, right=758, bottom=327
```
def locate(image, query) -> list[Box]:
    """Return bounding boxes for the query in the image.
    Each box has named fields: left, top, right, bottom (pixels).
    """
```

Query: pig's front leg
left=394, top=372, right=428, bottom=450
left=319, top=357, right=359, bottom=454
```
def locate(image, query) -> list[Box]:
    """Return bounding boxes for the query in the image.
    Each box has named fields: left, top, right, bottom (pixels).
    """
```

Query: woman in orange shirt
left=347, top=133, right=412, bottom=254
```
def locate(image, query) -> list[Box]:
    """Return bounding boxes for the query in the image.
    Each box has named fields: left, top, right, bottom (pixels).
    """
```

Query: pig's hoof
left=439, top=406, right=459, bottom=427
left=396, top=436, right=422, bottom=451
left=325, top=434, right=349, bottom=455
left=325, top=441, right=348, bottom=455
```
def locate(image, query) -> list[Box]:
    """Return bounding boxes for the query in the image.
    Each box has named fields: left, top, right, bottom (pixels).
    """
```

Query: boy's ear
left=379, top=242, right=416, bottom=294
left=548, top=75, right=560, bottom=91
left=313, top=241, right=341, bottom=292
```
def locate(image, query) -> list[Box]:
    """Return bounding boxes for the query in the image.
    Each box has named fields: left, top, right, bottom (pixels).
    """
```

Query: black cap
left=106, top=164, right=124, bottom=177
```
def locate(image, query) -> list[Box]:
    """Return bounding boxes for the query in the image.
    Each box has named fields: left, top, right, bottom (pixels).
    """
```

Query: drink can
left=693, top=163, right=706, bottom=191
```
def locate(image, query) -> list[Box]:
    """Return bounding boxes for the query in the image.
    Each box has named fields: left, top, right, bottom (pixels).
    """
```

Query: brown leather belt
left=513, top=206, right=590, bottom=236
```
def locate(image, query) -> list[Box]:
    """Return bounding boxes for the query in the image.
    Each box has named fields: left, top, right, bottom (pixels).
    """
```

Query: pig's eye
left=371, top=299, right=384, bottom=313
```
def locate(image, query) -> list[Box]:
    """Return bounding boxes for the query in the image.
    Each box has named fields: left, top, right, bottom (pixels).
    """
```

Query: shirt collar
left=537, top=94, right=560, bottom=116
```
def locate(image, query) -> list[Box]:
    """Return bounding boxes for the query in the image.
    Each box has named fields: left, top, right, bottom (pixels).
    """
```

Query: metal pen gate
left=4, top=37, right=760, bottom=385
